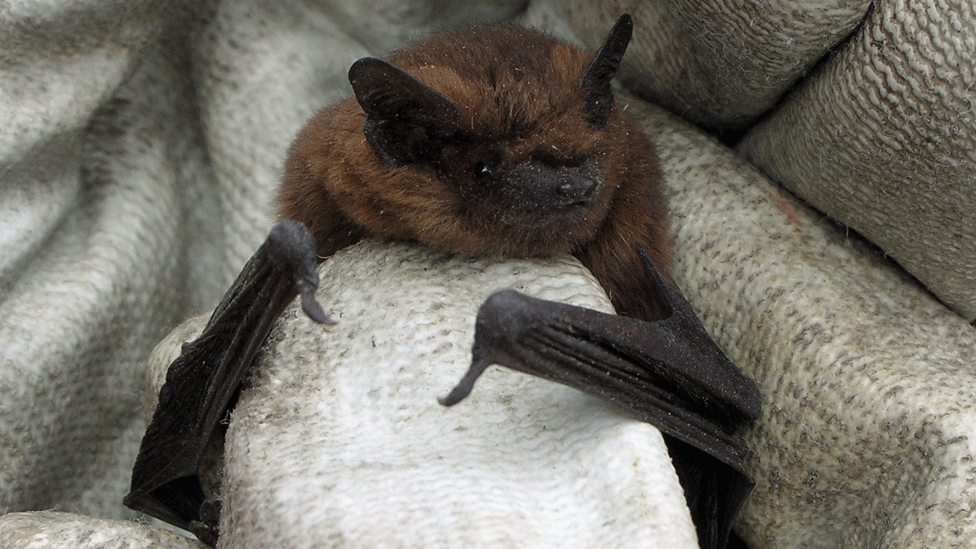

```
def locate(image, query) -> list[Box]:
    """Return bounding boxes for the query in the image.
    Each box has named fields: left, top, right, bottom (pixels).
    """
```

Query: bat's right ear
left=348, top=57, right=460, bottom=166
left=579, top=14, right=633, bottom=128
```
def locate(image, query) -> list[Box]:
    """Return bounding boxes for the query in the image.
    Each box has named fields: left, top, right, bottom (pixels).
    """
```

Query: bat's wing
left=124, top=220, right=329, bottom=544
left=441, top=250, right=761, bottom=549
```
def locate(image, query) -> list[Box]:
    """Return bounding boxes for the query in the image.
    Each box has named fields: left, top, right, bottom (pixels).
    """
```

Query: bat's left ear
left=579, top=14, right=633, bottom=127
left=348, top=57, right=461, bottom=166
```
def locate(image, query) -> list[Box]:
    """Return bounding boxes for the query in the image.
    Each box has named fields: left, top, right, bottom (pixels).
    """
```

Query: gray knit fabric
left=738, top=0, right=976, bottom=321
left=0, top=511, right=207, bottom=549
left=627, top=100, right=976, bottom=549
left=0, top=1, right=212, bottom=520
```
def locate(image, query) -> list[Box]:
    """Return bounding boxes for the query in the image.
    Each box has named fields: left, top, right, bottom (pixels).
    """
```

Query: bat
left=124, top=14, right=761, bottom=549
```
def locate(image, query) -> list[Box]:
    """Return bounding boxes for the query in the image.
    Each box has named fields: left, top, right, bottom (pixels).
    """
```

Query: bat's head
left=287, top=15, right=656, bottom=259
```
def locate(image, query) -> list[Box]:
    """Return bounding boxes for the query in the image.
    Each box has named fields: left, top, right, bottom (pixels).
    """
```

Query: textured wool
left=627, top=101, right=976, bottom=549
left=0, top=511, right=207, bottom=549
left=738, top=0, right=976, bottom=321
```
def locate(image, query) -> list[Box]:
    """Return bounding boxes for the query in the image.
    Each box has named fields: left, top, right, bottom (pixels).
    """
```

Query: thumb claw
left=438, top=358, right=492, bottom=406
left=300, top=286, right=334, bottom=325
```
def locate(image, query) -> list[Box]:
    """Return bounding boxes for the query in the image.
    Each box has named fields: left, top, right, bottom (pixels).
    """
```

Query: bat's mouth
left=491, top=201, right=603, bottom=257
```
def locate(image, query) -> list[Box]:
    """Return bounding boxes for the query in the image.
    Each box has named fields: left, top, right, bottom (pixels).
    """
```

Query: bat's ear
left=579, top=13, right=632, bottom=128
left=348, top=57, right=461, bottom=166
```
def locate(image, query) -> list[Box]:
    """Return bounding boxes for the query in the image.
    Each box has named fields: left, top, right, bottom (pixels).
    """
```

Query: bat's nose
left=515, top=161, right=599, bottom=208
left=556, top=174, right=598, bottom=203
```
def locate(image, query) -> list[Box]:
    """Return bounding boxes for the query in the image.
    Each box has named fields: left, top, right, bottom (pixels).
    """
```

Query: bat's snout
left=556, top=174, right=598, bottom=204
left=515, top=161, right=599, bottom=209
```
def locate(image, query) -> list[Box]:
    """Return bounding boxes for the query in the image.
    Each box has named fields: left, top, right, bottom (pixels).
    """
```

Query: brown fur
left=278, top=24, right=669, bottom=320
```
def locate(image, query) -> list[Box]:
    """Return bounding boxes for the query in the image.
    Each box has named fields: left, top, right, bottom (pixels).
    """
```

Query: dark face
left=420, top=133, right=609, bottom=255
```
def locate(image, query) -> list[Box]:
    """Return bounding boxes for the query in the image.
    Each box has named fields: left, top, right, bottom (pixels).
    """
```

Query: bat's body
left=125, top=15, right=761, bottom=549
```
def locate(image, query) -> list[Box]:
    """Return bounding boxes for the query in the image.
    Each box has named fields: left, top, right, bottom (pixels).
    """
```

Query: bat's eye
left=474, top=161, right=492, bottom=178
